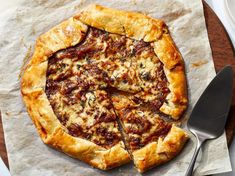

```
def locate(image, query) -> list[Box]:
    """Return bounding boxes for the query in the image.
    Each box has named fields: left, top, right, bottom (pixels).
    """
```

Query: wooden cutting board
left=0, top=1, right=235, bottom=168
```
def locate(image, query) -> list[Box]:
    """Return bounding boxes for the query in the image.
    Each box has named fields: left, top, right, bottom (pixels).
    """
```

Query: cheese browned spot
left=45, top=27, right=171, bottom=150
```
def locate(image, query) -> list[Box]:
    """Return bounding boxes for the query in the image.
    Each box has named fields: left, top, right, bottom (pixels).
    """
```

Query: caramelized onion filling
left=45, top=27, right=170, bottom=149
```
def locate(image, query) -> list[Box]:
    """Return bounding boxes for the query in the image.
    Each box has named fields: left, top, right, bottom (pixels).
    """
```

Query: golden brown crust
left=154, top=33, right=188, bottom=119
left=21, top=4, right=188, bottom=172
left=132, top=125, right=188, bottom=173
left=76, top=4, right=165, bottom=42
left=21, top=16, right=130, bottom=170
left=46, top=128, right=129, bottom=170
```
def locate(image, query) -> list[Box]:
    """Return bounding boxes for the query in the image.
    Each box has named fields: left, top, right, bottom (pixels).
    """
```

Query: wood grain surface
left=0, top=1, right=234, bottom=169
left=204, top=4, right=235, bottom=144
left=0, top=112, right=8, bottom=167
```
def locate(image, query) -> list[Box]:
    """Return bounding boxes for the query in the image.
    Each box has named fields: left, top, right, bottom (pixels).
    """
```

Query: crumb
left=191, top=60, right=208, bottom=68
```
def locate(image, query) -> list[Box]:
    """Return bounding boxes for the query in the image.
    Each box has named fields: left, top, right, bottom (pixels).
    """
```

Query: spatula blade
left=188, top=65, right=233, bottom=138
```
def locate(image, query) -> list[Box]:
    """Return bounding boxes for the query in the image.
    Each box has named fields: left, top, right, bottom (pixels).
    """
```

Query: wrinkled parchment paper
left=0, top=0, right=232, bottom=175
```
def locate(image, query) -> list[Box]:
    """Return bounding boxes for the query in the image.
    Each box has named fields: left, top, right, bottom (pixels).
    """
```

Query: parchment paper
left=0, top=0, right=232, bottom=175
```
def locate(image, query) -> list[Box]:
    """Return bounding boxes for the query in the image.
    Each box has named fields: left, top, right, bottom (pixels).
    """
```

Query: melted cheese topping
left=46, top=27, right=170, bottom=150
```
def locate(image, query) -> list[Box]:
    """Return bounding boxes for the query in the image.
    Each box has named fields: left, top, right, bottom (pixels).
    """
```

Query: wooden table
left=0, top=113, right=8, bottom=167
left=0, top=1, right=235, bottom=169
left=204, top=3, right=235, bottom=144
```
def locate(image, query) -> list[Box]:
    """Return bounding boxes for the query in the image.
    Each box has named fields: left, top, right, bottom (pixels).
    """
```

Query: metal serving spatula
left=185, top=65, right=233, bottom=176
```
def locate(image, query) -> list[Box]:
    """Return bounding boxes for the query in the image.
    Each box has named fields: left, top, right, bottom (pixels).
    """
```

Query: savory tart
left=21, top=4, right=188, bottom=173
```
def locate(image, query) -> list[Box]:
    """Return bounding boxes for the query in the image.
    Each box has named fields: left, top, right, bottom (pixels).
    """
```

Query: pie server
left=185, top=65, right=233, bottom=176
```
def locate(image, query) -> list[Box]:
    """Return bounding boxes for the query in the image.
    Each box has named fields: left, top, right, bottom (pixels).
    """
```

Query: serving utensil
left=185, top=65, right=233, bottom=176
